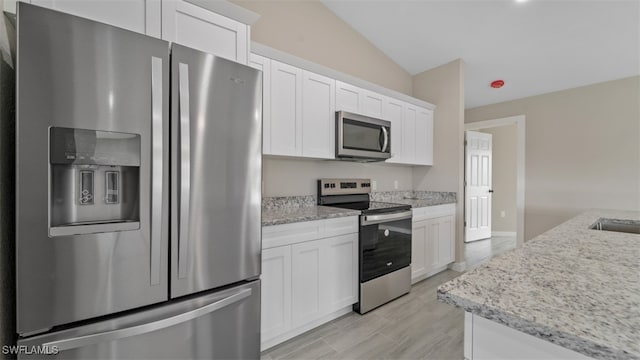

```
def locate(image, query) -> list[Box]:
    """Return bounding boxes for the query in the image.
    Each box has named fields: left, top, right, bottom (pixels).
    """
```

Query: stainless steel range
left=318, top=179, right=412, bottom=314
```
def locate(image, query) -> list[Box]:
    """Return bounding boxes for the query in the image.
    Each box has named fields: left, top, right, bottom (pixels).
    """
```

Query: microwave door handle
left=381, top=126, right=389, bottom=152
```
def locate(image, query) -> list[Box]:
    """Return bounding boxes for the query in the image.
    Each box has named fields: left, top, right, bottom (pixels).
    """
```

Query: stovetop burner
left=317, top=178, right=411, bottom=215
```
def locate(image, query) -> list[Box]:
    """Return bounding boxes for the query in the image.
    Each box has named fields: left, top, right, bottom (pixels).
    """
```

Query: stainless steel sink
left=590, top=218, right=640, bottom=234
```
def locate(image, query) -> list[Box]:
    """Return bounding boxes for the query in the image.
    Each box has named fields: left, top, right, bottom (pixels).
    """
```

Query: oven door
left=359, top=210, right=412, bottom=282
left=336, top=111, right=391, bottom=160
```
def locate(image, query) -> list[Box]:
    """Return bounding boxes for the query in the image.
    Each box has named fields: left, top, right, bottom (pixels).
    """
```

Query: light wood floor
left=261, top=236, right=517, bottom=360
left=261, top=270, right=464, bottom=360
left=464, top=235, right=517, bottom=270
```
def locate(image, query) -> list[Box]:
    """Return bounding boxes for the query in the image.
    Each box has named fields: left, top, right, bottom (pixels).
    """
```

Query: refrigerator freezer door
left=170, top=44, right=262, bottom=298
left=16, top=3, right=170, bottom=335
left=17, top=281, right=260, bottom=360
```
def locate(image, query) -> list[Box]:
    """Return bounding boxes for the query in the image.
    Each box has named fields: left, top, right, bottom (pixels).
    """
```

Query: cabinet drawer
left=262, top=216, right=358, bottom=249
left=412, top=204, right=456, bottom=222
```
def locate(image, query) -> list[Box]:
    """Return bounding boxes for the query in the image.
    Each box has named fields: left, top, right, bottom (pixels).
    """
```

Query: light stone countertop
left=437, top=209, right=640, bottom=360
left=262, top=204, right=360, bottom=227
left=261, top=191, right=456, bottom=226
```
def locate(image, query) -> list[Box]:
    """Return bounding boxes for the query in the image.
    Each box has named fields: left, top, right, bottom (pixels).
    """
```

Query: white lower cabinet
left=261, top=217, right=358, bottom=351
left=411, top=204, right=456, bottom=284
left=261, top=246, right=292, bottom=343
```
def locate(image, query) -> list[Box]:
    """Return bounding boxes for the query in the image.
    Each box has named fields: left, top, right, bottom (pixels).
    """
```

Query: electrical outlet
left=501, top=210, right=506, bottom=218
left=372, top=180, right=377, bottom=190
left=394, top=180, right=399, bottom=190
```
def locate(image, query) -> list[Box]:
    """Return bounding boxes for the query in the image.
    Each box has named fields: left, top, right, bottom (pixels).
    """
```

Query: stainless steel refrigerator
left=10, top=3, right=262, bottom=359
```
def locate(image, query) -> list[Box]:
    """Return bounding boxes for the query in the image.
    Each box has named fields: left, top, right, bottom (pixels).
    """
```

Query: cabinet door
left=411, top=220, right=428, bottom=283
left=291, top=240, right=323, bottom=328
left=436, top=215, right=455, bottom=266
left=302, top=71, right=335, bottom=159
left=261, top=246, right=291, bottom=342
left=322, top=234, right=358, bottom=312
left=403, top=104, right=417, bottom=164
left=162, top=0, right=248, bottom=63
left=249, top=54, right=271, bottom=154
left=360, top=90, right=384, bottom=118
left=383, top=97, right=404, bottom=163
left=426, top=219, right=440, bottom=273
left=415, top=107, right=434, bottom=165
left=30, top=0, right=161, bottom=37
left=335, top=81, right=360, bottom=113
left=270, top=60, right=302, bottom=156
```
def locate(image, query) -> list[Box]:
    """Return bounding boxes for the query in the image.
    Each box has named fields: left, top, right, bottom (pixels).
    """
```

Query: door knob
left=488, top=189, right=494, bottom=193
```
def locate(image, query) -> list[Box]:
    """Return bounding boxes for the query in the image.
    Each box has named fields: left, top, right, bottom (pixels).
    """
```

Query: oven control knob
left=384, top=229, right=389, bottom=236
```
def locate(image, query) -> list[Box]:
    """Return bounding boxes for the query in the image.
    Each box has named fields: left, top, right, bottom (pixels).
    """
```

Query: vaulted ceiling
left=322, top=0, right=640, bottom=108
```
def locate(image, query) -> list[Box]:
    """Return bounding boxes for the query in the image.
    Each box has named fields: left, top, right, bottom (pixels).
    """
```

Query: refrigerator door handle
left=178, top=63, right=191, bottom=279
left=150, top=56, right=163, bottom=286
left=42, top=288, right=252, bottom=352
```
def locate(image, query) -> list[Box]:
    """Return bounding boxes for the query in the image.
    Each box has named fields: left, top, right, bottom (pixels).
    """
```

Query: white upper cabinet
left=270, top=60, right=302, bottom=156
left=260, top=58, right=336, bottom=159
left=248, top=54, right=271, bottom=154
left=335, top=81, right=383, bottom=118
left=301, top=71, right=335, bottom=159
left=416, top=107, right=434, bottom=166
left=162, top=0, right=248, bottom=63
left=335, top=81, right=360, bottom=113
left=28, top=0, right=161, bottom=37
left=252, top=54, right=433, bottom=164
left=386, top=101, right=434, bottom=166
left=403, top=104, right=418, bottom=164
left=383, top=97, right=404, bottom=163
left=360, top=90, right=384, bottom=118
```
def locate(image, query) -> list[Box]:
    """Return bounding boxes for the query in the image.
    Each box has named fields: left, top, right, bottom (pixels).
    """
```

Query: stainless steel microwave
left=335, top=111, right=391, bottom=161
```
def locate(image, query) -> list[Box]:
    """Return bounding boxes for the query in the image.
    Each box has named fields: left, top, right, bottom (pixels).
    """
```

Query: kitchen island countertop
left=438, top=209, right=640, bottom=360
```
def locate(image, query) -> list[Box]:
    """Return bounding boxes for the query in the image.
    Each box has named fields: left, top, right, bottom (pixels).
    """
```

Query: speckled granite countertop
left=370, top=191, right=457, bottom=208
left=262, top=192, right=456, bottom=226
left=437, top=210, right=640, bottom=360
left=262, top=196, right=360, bottom=226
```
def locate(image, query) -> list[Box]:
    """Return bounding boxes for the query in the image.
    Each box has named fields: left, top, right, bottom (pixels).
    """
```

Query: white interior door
left=465, top=131, right=493, bottom=242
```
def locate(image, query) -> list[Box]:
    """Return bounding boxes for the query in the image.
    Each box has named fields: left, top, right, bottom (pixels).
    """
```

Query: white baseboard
left=449, top=261, right=466, bottom=272
left=491, top=231, right=516, bottom=237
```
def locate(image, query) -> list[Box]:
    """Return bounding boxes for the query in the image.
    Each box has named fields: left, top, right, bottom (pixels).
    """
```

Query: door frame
left=464, top=115, right=525, bottom=247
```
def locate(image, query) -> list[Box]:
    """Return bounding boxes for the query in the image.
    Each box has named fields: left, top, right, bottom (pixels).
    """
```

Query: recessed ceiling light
left=515, top=0, right=529, bottom=3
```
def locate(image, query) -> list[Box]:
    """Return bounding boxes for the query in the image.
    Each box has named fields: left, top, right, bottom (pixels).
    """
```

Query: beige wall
left=466, top=76, right=640, bottom=240
left=478, top=125, right=517, bottom=233
left=263, top=158, right=413, bottom=196
left=232, top=0, right=412, bottom=95
left=412, top=59, right=465, bottom=264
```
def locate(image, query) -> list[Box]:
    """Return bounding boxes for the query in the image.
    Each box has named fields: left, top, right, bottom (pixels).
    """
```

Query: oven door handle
left=361, top=210, right=412, bottom=226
